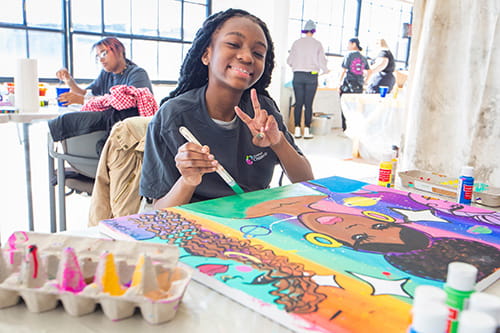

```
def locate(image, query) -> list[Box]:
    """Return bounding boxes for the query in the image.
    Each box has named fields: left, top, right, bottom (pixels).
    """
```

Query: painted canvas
left=99, top=176, right=500, bottom=332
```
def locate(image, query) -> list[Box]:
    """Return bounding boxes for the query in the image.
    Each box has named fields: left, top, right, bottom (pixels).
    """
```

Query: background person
left=287, top=20, right=329, bottom=139
left=56, top=37, right=153, bottom=105
left=366, top=38, right=396, bottom=94
left=140, top=9, right=313, bottom=209
left=338, top=38, right=369, bottom=131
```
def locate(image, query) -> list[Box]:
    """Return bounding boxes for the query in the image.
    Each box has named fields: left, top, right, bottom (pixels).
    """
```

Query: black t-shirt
left=140, top=85, right=302, bottom=202
left=377, top=50, right=395, bottom=74
left=341, top=51, right=369, bottom=85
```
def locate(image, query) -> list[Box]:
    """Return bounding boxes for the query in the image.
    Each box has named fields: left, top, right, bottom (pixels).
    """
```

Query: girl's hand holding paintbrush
left=174, top=142, right=218, bottom=187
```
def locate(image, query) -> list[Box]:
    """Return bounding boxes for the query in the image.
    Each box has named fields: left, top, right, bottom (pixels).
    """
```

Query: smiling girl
left=140, top=9, right=313, bottom=208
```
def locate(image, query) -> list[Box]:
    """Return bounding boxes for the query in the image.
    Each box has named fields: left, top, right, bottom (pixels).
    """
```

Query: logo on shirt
left=350, top=57, right=364, bottom=75
left=245, top=152, right=268, bottom=165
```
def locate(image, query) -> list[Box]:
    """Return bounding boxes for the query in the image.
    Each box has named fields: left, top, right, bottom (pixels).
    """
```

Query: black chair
left=48, top=130, right=107, bottom=232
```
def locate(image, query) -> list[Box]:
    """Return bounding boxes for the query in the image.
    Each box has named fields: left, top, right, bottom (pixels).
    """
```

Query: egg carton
left=0, top=231, right=192, bottom=324
left=399, top=170, right=500, bottom=207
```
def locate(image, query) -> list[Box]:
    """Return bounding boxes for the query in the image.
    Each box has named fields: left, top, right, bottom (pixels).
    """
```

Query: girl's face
left=202, top=16, right=268, bottom=92
left=95, top=44, right=122, bottom=74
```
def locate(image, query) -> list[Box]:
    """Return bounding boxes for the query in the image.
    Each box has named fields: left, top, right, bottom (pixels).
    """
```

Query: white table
left=0, top=107, right=71, bottom=232
left=0, top=228, right=292, bottom=333
left=340, top=93, right=406, bottom=162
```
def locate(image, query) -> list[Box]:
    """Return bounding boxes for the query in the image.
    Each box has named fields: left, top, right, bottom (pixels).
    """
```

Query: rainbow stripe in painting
left=100, top=176, right=500, bottom=332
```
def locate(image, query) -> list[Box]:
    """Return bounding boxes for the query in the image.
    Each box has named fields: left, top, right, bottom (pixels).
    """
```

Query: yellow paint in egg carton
left=128, top=254, right=160, bottom=296
left=94, top=252, right=126, bottom=296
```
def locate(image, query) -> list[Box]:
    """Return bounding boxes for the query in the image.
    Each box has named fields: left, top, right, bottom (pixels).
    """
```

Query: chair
left=48, top=130, right=107, bottom=232
left=88, top=116, right=152, bottom=226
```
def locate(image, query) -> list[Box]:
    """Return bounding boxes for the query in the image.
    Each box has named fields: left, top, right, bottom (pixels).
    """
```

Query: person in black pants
left=287, top=20, right=329, bottom=139
left=292, top=72, right=318, bottom=138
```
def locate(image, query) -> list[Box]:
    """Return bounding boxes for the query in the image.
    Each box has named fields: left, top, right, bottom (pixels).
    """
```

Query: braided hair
left=160, top=8, right=275, bottom=106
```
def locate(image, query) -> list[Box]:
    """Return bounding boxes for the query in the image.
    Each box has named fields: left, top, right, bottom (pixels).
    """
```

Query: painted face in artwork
left=202, top=16, right=267, bottom=92
left=245, top=195, right=431, bottom=254
left=299, top=211, right=430, bottom=253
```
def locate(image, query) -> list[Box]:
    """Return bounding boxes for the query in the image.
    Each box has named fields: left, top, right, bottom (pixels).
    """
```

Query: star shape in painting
left=391, top=208, right=449, bottom=223
left=349, top=271, right=412, bottom=298
left=311, top=274, right=342, bottom=289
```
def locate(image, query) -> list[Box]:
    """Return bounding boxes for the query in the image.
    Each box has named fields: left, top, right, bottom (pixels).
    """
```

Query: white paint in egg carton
left=0, top=231, right=192, bottom=324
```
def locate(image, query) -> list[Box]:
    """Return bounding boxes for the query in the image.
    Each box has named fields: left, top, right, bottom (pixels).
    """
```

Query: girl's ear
left=201, top=48, right=210, bottom=66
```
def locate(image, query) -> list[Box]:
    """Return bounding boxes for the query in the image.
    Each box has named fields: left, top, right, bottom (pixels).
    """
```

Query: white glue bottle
left=412, top=285, right=447, bottom=313
left=408, top=302, right=449, bottom=333
left=409, top=285, right=448, bottom=333
left=457, top=310, right=496, bottom=333
left=468, top=292, right=500, bottom=331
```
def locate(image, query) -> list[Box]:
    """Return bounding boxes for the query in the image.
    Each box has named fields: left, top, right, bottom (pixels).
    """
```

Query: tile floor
left=0, top=122, right=378, bottom=245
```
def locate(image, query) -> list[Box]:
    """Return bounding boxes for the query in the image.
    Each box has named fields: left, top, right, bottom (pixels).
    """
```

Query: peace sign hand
left=234, top=89, right=282, bottom=147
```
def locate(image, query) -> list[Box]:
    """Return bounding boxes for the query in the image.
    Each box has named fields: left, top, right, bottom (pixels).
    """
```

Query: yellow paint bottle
left=378, top=152, right=393, bottom=188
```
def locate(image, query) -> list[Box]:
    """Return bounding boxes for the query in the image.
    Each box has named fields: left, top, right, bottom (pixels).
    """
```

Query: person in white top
left=287, top=20, right=329, bottom=139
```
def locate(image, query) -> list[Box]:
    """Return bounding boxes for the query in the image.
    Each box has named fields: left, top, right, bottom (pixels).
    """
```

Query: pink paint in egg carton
left=0, top=231, right=192, bottom=324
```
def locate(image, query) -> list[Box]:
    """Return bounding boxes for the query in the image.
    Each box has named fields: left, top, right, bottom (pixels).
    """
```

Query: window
left=359, top=0, right=412, bottom=65
left=288, top=0, right=359, bottom=56
left=0, top=0, right=210, bottom=83
left=0, top=0, right=63, bottom=80
left=288, top=0, right=412, bottom=69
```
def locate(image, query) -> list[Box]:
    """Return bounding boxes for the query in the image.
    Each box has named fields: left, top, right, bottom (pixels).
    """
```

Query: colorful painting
left=99, top=176, right=500, bottom=332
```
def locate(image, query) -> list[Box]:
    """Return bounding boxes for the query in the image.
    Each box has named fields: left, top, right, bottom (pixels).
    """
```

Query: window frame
left=0, top=0, right=211, bottom=84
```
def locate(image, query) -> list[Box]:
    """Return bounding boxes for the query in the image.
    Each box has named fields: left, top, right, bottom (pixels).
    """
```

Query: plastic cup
left=379, top=86, right=389, bottom=98
left=56, top=87, right=70, bottom=107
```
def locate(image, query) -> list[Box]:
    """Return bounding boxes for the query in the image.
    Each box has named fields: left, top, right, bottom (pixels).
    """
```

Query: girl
left=338, top=37, right=369, bottom=131
left=338, top=38, right=369, bottom=95
left=140, top=8, right=314, bottom=209
left=366, top=38, right=396, bottom=94
left=287, top=20, right=329, bottom=139
left=56, top=37, right=153, bottom=105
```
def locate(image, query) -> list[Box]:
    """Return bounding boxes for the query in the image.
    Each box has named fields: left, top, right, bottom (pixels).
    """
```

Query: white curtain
left=402, top=0, right=500, bottom=187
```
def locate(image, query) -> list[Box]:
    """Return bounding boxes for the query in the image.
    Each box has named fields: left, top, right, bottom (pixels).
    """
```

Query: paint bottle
left=408, top=302, right=448, bottom=333
left=378, top=152, right=393, bottom=188
left=409, top=285, right=448, bottom=333
left=468, top=292, right=500, bottom=331
left=412, top=285, right=447, bottom=312
left=457, top=310, right=496, bottom=333
left=444, top=262, right=478, bottom=333
left=390, top=145, right=399, bottom=188
left=457, top=166, right=474, bottom=205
